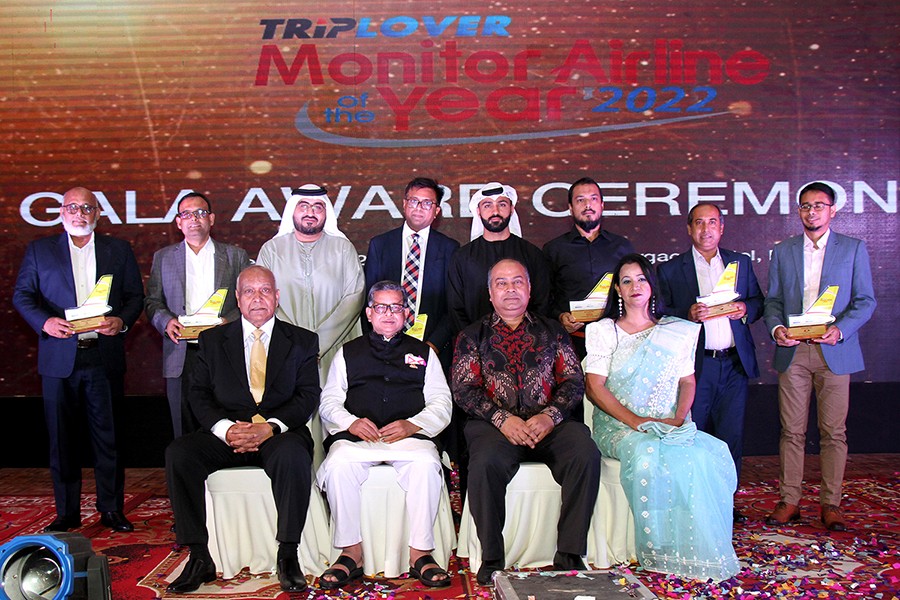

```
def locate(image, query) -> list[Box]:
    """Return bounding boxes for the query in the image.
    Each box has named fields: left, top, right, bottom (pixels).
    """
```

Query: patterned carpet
left=1, top=472, right=898, bottom=599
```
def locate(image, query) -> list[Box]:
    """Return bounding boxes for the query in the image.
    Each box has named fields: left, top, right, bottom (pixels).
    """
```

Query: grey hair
left=367, top=280, right=408, bottom=306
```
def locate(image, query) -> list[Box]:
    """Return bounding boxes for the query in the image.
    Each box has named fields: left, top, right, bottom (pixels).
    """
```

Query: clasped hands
left=500, top=413, right=554, bottom=448
left=348, top=417, right=420, bottom=443
left=226, top=421, right=274, bottom=453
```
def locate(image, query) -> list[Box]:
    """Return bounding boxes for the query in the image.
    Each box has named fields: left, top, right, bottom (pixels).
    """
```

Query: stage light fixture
left=0, top=533, right=111, bottom=600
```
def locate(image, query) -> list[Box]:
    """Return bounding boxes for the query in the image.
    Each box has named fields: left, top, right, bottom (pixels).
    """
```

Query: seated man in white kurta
left=316, top=280, right=453, bottom=590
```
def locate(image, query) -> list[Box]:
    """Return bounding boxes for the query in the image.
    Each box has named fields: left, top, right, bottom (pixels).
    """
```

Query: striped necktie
left=401, top=233, right=421, bottom=329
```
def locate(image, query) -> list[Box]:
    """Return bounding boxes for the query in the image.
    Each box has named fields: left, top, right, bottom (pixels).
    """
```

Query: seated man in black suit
left=164, top=265, right=320, bottom=594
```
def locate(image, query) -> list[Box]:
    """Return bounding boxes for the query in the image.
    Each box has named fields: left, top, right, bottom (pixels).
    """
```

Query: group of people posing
left=13, top=177, right=875, bottom=592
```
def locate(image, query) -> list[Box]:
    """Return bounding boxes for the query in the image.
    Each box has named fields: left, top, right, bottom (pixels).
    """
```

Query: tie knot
left=253, top=328, right=263, bottom=342
left=411, top=232, right=419, bottom=243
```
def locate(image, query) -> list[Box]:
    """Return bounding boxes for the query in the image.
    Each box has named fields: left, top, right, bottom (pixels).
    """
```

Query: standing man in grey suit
left=145, top=192, right=250, bottom=438
left=657, top=202, right=764, bottom=523
left=763, top=181, right=876, bottom=532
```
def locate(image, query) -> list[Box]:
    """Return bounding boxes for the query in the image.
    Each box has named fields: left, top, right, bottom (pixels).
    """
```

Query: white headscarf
left=275, top=184, right=348, bottom=241
left=468, top=182, right=522, bottom=241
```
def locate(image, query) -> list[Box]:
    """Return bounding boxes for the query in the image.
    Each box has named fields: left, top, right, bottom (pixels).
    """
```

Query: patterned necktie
left=401, top=233, right=421, bottom=329
left=249, top=329, right=266, bottom=407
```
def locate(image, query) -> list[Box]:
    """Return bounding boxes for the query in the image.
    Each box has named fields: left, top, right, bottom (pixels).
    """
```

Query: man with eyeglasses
left=543, top=177, right=635, bottom=359
left=451, top=259, right=600, bottom=585
left=363, top=177, right=460, bottom=370
left=13, top=186, right=144, bottom=533
left=257, top=184, right=365, bottom=466
left=145, top=192, right=250, bottom=438
left=315, top=280, right=452, bottom=590
left=447, top=182, right=551, bottom=334
left=763, top=181, right=876, bottom=532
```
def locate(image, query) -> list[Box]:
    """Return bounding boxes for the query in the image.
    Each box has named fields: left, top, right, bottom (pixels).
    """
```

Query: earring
left=618, top=296, right=624, bottom=315
left=651, top=296, right=656, bottom=314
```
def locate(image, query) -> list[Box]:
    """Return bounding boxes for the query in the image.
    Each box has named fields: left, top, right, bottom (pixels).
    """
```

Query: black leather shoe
left=277, top=555, right=308, bottom=592
left=100, top=511, right=134, bottom=532
left=733, top=508, right=748, bottom=523
left=476, top=559, right=504, bottom=586
left=552, top=550, right=586, bottom=571
left=167, top=554, right=217, bottom=594
left=44, top=515, right=81, bottom=532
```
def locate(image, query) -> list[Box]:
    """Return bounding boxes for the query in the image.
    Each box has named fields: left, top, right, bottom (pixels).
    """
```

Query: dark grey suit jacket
left=145, top=238, right=250, bottom=378
left=764, top=231, right=876, bottom=375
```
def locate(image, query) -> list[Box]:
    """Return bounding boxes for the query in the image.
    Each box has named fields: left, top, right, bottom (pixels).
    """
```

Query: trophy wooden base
left=70, top=315, right=106, bottom=334
left=786, top=324, right=827, bottom=340
left=571, top=308, right=604, bottom=323
left=700, top=302, right=741, bottom=321
left=177, top=324, right=217, bottom=340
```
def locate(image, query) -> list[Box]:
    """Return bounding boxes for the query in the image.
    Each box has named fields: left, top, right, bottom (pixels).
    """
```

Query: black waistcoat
left=325, top=332, right=433, bottom=450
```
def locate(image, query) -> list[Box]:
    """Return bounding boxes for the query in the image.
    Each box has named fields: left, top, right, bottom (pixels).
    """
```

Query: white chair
left=204, top=466, right=333, bottom=579
left=457, top=401, right=636, bottom=572
left=344, top=463, right=457, bottom=578
left=204, top=463, right=458, bottom=580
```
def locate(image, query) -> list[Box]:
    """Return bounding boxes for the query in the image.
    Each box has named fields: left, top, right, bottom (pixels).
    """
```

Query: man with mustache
left=13, top=186, right=144, bottom=533
left=145, top=192, right=250, bottom=438
left=543, top=177, right=635, bottom=359
left=447, top=182, right=551, bottom=334
left=657, top=202, right=764, bottom=523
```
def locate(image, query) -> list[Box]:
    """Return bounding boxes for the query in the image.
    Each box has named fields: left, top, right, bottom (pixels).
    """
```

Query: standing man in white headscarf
left=447, top=182, right=551, bottom=334
left=257, top=185, right=365, bottom=464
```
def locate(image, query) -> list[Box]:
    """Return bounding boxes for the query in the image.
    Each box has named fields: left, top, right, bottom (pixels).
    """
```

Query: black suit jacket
left=13, top=232, right=144, bottom=378
left=657, top=248, right=763, bottom=379
left=363, top=226, right=460, bottom=353
left=190, top=318, right=320, bottom=447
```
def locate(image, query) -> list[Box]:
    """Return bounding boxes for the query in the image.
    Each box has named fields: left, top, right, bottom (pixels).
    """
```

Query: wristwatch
left=269, top=422, right=281, bottom=436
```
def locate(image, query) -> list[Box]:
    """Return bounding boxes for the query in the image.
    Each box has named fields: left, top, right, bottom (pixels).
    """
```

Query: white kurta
left=257, top=232, right=365, bottom=381
left=257, top=232, right=365, bottom=467
left=316, top=346, right=452, bottom=551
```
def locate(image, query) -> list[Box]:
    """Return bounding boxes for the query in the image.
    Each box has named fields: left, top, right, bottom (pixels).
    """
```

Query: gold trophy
left=696, top=262, right=742, bottom=320
left=786, top=285, right=838, bottom=340
left=569, top=273, right=612, bottom=323
left=177, top=289, right=228, bottom=340
left=64, top=275, right=113, bottom=333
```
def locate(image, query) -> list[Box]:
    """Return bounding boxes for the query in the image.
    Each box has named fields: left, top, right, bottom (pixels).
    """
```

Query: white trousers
left=316, top=439, right=443, bottom=551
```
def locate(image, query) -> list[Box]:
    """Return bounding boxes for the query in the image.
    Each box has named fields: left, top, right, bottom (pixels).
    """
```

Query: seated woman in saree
left=584, top=254, right=740, bottom=581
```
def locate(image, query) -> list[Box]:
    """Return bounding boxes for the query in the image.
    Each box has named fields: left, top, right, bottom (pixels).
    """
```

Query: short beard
left=63, top=220, right=97, bottom=237
left=574, top=215, right=602, bottom=233
left=293, top=217, right=325, bottom=236
left=482, top=214, right=511, bottom=234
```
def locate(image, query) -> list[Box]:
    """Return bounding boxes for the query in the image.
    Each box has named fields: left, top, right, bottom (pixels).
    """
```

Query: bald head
left=236, top=266, right=280, bottom=327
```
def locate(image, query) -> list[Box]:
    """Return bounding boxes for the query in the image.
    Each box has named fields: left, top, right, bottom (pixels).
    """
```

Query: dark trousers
left=465, top=419, right=601, bottom=563
left=695, top=353, right=749, bottom=481
left=42, top=346, right=124, bottom=517
left=165, top=430, right=312, bottom=546
left=164, top=343, right=201, bottom=439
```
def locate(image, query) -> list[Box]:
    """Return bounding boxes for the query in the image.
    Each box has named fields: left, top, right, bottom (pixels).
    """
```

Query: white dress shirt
left=692, top=246, right=735, bottom=351
left=210, top=316, right=286, bottom=442
left=68, top=233, right=98, bottom=340
left=184, top=238, right=216, bottom=315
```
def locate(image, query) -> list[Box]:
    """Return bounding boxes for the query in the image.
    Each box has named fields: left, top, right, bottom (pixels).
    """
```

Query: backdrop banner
left=2, top=1, right=896, bottom=394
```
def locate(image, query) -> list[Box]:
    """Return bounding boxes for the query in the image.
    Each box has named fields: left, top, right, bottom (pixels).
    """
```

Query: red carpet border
left=1, top=476, right=898, bottom=599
